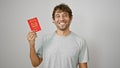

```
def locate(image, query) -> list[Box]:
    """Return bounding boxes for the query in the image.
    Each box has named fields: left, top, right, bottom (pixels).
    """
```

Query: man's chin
left=59, top=27, right=67, bottom=31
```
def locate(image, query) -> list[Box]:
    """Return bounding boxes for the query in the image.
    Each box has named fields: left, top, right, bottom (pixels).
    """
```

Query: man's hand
left=27, top=31, right=37, bottom=46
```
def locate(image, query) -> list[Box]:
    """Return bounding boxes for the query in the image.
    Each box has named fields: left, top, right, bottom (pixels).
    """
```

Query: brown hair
left=52, top=3, right=72, bottom=20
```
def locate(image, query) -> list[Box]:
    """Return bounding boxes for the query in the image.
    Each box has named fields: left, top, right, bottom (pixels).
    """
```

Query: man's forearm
left=79, top=63, right=88, bottom=68
left=30, top=45, right=42, bottom=67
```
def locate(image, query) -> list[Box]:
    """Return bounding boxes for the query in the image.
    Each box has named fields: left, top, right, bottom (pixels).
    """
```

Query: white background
left=0, top=0, right=120, bottom=68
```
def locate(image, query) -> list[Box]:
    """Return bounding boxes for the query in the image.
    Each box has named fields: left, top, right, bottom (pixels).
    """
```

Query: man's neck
left=56, top=28, right=71, bottom=36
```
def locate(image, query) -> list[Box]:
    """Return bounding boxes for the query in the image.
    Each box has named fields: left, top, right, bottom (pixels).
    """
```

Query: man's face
left=53, top=10, right=72, bottom=31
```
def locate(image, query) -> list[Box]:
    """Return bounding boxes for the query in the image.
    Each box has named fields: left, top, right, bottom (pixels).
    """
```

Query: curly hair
left=52, top=3, right=72, bottom=20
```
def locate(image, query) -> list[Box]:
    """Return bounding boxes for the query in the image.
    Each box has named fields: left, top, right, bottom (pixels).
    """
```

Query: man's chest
left=43, top=39, right=80, bottom=58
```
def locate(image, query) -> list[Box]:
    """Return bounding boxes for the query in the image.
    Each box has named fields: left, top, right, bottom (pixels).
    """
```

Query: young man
left=27, top=3, right=89, bottom=68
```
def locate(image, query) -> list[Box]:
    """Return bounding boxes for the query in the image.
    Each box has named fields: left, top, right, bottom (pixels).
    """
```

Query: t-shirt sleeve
left=79, top=39, right=89, bottom=63
left=36, top=36, right=44, bottom=58
left=36, top=33, right=53, bottom=58
left=37, top=45, right=43, bottom=58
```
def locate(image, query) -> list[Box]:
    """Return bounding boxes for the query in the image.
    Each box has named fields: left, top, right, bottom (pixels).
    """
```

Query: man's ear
left=70, top=16, right=73, bottom=22
left=71, top=16, right=73, bottom=20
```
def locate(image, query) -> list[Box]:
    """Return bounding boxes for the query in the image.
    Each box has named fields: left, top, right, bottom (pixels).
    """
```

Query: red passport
left=27, top=17, right=41, bottom=32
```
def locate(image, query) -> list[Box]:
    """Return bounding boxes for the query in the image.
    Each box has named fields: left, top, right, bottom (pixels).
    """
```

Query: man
left=27, top=3, right=89, bottom=68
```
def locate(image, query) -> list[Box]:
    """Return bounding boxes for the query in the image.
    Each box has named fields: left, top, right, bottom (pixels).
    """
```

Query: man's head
left=52, top=3, right=72, bottom=20
left=52, top=3, right=73, bottom=31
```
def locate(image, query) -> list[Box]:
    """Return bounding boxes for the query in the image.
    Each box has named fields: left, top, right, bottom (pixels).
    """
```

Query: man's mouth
left=59, top=22, right=66, bottom=25
left=60, top=22, right=65, bottom=25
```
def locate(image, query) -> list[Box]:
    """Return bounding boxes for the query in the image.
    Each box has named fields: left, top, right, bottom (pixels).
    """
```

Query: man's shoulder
left=42, top=32, right=55, bottom=41
left=71, top=32, right=86, bottom=44
left=71, top=32, right=85, bottom=40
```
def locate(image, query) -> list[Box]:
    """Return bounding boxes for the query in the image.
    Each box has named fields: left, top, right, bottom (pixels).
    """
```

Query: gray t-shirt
left=37, top=32, right=89, bottom=68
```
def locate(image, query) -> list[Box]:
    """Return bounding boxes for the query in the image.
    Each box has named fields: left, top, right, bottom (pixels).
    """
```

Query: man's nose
left=60, top=16, right=64, bottom=21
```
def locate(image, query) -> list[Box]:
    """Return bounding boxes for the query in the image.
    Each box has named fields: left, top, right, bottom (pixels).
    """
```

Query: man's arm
left=79, top=63, right=88, bottom=68
left=27, top=31, right=43, bottom=67
left=30, top=45, right=43, bottom=67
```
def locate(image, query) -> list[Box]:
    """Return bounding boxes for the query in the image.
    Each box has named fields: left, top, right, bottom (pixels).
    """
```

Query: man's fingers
left=27, top=31, right=37, bottom=41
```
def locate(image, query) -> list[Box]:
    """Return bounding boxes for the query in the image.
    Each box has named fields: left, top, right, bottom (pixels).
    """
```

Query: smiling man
left=27, top=3, right=89, bottom=68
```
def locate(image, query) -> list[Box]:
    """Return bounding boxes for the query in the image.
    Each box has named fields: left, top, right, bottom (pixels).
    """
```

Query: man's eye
left=63, top=14, right=68, bottom=17
left=55, top=15, right=60, bottom=18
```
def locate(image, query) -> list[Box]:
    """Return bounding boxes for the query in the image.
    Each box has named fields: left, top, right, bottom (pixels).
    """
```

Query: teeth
left=60, top=23, right=65, bottom=25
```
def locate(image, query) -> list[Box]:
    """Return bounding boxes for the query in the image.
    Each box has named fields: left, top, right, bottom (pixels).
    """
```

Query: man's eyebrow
left=55, top=12, right=68, bottom=14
